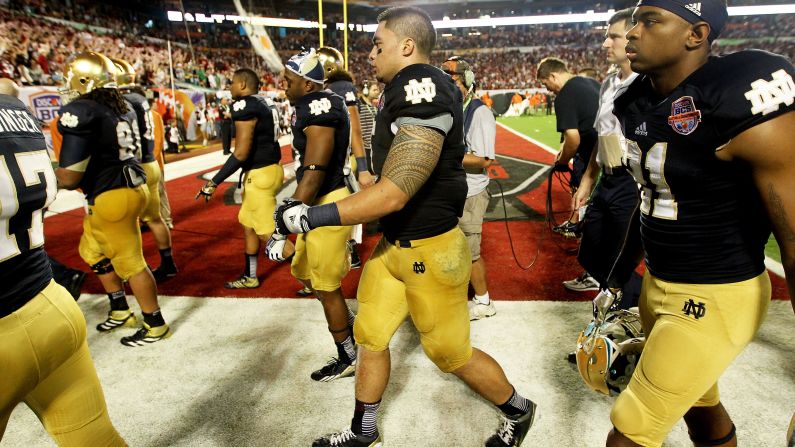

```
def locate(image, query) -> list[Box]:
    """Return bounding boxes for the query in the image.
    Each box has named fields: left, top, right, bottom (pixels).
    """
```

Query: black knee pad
left=690, top=424, right=736, bottom=446
left=90, top=258, right=114, bottom=274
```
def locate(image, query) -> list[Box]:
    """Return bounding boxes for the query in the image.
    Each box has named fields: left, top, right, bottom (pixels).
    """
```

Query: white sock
left=474, top=292, right=490, bottom=305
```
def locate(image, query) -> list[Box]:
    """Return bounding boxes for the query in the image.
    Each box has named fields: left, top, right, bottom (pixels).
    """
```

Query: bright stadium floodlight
left=166, top=4, right=795, bottom=30
left=728, top=4, right=795, bottom=14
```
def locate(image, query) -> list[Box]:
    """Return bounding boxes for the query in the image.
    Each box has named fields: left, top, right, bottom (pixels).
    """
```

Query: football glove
left=196, top=180, right=217, bottom=202
left=265, top=234, right=288, bottom=262
left=274, top=198, right=312, bottom=235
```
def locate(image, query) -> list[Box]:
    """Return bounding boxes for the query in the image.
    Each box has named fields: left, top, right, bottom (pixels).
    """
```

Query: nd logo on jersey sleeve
left=309, top=98, right=332, bottom=116
left=744, top=69, right=795, bottom=116
left=404, top=78, right=437, bottom=104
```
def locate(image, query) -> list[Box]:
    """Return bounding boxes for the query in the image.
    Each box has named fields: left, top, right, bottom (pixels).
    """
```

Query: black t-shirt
left=613, top=50, right=795, bottom=283
left=58, top=98, right=146, bottom=204
left=372, top=63, right=467, bottom=241
left=231, top=95, right=282, bottom=170
left=123, top=91, right=155, bottom=163
left=0, top=95, right=55, bottom=317
left=291, top=91, right=350, bottom=199
left=555, top=76, right=600, bottom=161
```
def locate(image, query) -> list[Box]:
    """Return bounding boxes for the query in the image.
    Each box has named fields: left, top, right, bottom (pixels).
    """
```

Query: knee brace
left=689, top=424, right=735, bottom=446
left=90, top=258, right=114, bottom=274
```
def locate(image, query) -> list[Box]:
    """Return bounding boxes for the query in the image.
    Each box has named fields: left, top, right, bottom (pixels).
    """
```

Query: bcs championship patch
left=667, top=96, right=702, bottom=135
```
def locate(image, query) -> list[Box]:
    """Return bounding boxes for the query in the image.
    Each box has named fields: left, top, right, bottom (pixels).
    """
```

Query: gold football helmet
left=575, top=304, right=645, bottom=396
left=110, top=57, right=136, bottom=88
left=60, top=52, right=117, bottom=101
left=316, top=46, right=344, bottom=79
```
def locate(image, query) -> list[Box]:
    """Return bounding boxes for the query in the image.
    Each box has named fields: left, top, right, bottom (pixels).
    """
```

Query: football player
left=112, top=57, right=178, bottom=282
left=269, top=49, right=356, bottom=382
left=0, top=77, right=89, bottom=300
left=0, top=90, right=126, bottom=445
left=607, top=1, right=795, bottom=446
left=318, top=46, right=373, bottom=270
left=274, top=8, right=537, bottom=447
left=55, top=52, right=170, bottom=347
left=197, top=68, right=290, bottom=289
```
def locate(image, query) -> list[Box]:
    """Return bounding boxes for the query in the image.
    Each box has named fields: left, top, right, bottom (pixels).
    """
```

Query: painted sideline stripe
left=497, top=121, right=557, bottom=155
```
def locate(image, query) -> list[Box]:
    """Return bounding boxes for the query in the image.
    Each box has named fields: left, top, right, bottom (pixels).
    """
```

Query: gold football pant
left=79, top=186, right=148, bottom=280
left=611, top=271, right=771, bottom=446
left=354, top=227, right=473, bottom=372
left=0, top=280, right=125, bottom=446
left=238, top=164, right=283, bottom=236
left=139, top=161, right=162, bottom=222
left=291, top=187, right=352, bottom=292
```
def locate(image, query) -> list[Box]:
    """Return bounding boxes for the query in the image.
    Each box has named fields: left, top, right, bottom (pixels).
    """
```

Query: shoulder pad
left=57, top=100, right=96, bottom=135
left=699, top=51, right=795, bottom=137
left=296, top=92, right=345, bottom=129
left=383, top=64, right=459, bottom=120
left=328, top=80, right=358, bottom=106
left=231, top=95, right=261, bottom=121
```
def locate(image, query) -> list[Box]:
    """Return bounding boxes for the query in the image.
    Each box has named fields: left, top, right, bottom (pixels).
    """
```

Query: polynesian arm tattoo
left=380, top=124, right=444, bottom=198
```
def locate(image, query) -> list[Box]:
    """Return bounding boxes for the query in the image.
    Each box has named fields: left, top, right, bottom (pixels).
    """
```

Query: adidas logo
left=635, top=122, right=648, bottom=136
left=685, top=2, right=702, bottom=16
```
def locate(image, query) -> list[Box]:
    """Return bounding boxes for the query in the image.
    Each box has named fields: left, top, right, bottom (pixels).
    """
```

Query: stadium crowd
left=2, top=1, right=794, bottom=93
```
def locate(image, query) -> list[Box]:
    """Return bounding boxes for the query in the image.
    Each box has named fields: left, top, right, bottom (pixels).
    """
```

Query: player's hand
left=265, top=233, right=288, bottom=262
left=357, top=171, right=376, bottom=189
left=195, top=180, right=217, bottom=202
left=274, top=198, right=312, bottom=235
left=572, top=185, right=590, bottom=211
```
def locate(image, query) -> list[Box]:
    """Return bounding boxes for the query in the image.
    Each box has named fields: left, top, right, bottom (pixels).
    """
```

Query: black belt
left=602, top=166, right=629, bottom=176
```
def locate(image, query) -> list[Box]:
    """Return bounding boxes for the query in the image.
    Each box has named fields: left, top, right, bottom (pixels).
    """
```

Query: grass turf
left=497, top=114, right=783, bottom=264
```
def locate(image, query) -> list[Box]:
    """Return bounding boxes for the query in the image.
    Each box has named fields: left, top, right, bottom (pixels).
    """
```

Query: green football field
left=496, top=115, right=783, bottom=264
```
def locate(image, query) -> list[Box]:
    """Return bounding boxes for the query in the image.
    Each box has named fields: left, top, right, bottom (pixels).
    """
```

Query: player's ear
left=400, top=37, right=415, bottom=57
left=686, top=22, right=710, bottom=50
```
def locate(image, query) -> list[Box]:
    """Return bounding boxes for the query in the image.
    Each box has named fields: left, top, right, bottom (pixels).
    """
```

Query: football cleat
left=552, top=220, right=582, bottom=239
left=120, top=323, right=171, bottom=347
left=311, top=357, right=355, bottom=382
left=470, top=301, right=497, bottom=320
left=312, top=428, right=382, bottom=447
left=224, top=275, right=260, bottom=289
left=96, top=309, right=138, bottom=332
left=562, top=272, right=600, bottom=292
left=152, top=263, right=179, bottom=282
left=485, top=403, right=538, bottom=447
left=297, top=286, right=314, bottom=297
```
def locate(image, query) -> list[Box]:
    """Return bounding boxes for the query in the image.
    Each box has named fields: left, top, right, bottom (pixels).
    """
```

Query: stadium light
left=168, top=4, right=795, bottom=31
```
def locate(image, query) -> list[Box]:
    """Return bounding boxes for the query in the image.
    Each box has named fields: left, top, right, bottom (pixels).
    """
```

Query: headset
left=442, top=56, right=476, bottom=94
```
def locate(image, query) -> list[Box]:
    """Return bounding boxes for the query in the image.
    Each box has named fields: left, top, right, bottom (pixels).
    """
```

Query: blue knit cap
left=637, top=0, right=728, bottom=41
left=285, top=49, right=325, bottom=84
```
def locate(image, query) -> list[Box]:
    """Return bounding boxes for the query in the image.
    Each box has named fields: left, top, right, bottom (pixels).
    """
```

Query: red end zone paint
left=44, top=127, right=788, bottom=300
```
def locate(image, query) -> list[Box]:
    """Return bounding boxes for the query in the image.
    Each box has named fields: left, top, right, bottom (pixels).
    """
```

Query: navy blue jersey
left=372, top=63, right=467, bottom=241
left=123, top=91, right=155, bottom=163
left=57, top=98, right=146, bottom=204
left=613, top=50, right=795, bottom=283
left=231, top=95, right=282, bottom=170
left=327, top=79, right=358, bottom=107
left=0, top=94, right=55, bottom=317
left=291, top=90, right=350, bottom=199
